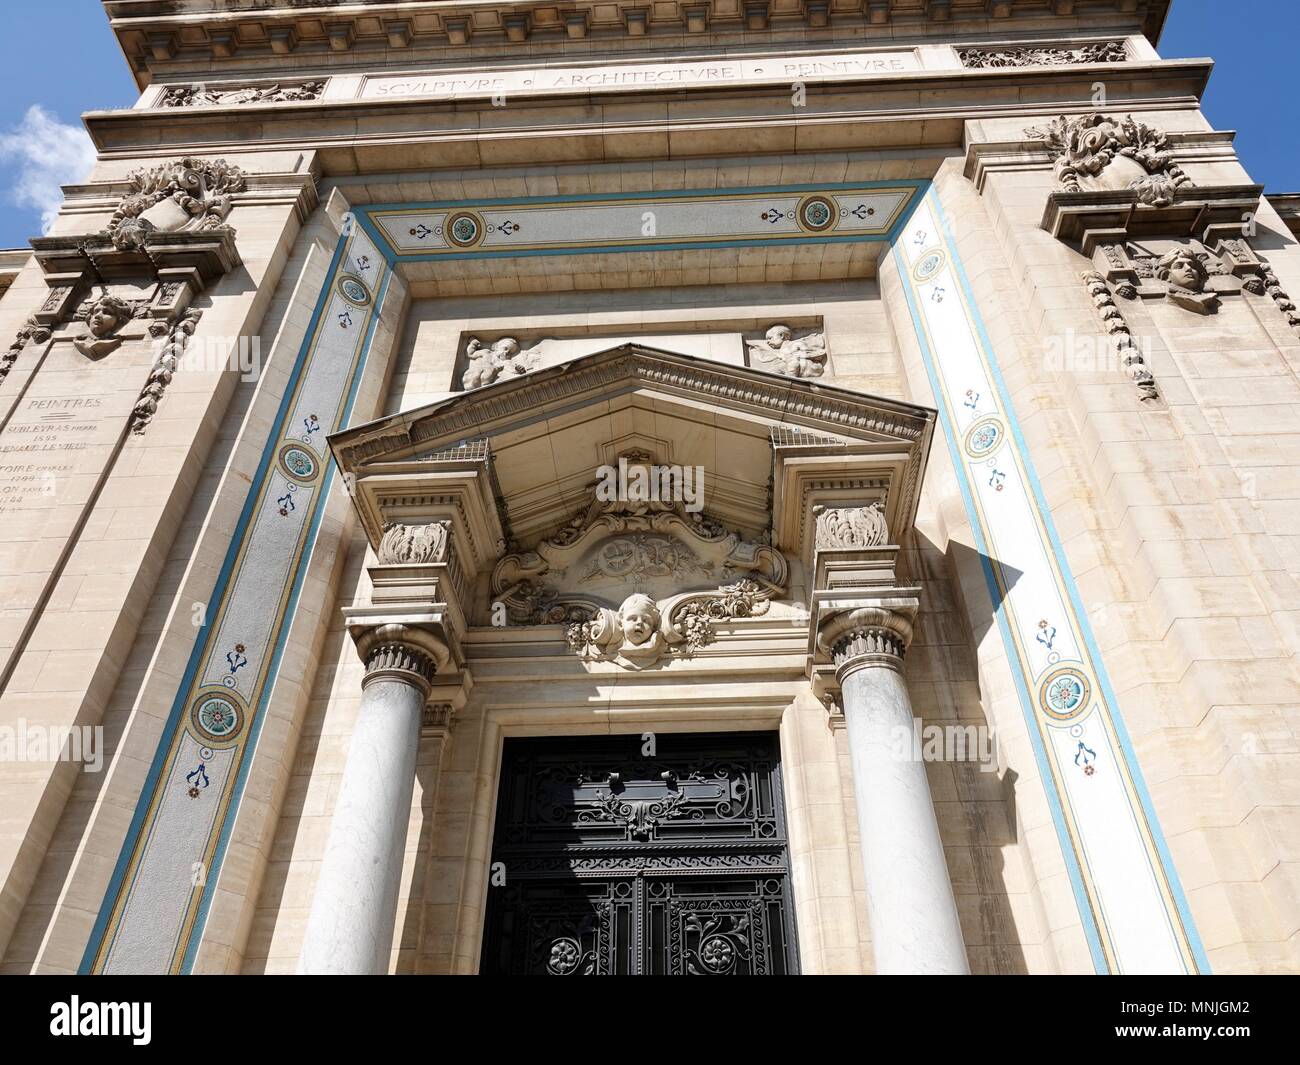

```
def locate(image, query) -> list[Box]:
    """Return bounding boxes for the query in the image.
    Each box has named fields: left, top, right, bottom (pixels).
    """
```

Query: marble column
left=828, top=605, right=970, bottom=975
left=298, top=625, right=441, bottom=975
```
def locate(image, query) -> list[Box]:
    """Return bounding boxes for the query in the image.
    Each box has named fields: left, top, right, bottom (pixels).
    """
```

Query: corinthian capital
left=816, top=598, right=919, bottom=677
left=353, top=622, right=450, bottom=696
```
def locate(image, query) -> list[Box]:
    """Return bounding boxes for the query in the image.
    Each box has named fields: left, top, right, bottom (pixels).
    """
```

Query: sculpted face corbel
left=73, top=293, right=145, bottom=359
left=1153, top=247, right=1219, bottom=314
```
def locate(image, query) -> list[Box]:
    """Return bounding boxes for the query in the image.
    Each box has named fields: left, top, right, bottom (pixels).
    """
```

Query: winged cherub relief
left=746, top=324, right=828, bottom=378
left=461, top=335, right=539, bottom=389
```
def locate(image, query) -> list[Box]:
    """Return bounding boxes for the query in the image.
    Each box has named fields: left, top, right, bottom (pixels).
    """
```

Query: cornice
left=82, top=59, right=1211, bottom=170
left=102, top=1, right=1170, bottom=86
left=330, top=342, right=934, bottom=472
left=1268, top=194, right=1300, bottom=239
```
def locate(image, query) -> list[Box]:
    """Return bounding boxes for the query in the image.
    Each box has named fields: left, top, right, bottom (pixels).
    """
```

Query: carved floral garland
left=1081, top=270, right=1157, bottom=401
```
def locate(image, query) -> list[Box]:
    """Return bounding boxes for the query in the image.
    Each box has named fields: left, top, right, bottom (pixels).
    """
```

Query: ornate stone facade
left=0, top=0, right=1296, bottom=985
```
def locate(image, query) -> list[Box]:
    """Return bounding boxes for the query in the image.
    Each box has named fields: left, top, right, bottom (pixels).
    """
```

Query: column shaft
left=298, top=672, right=424, bottom=974
left=841, top=662, right=970, bottom=975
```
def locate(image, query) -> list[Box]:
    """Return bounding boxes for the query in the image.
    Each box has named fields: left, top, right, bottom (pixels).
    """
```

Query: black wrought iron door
left=480, top=731, right=799, bottom=975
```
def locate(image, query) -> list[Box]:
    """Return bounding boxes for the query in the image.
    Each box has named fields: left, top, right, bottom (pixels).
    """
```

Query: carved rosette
left=378, top=521, right=450, bottom=564
left=1026, top=113, right=1192, bottom=206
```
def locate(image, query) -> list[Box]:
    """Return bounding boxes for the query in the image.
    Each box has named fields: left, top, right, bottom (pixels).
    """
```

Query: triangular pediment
left=329, top=342, right=935, bottom=554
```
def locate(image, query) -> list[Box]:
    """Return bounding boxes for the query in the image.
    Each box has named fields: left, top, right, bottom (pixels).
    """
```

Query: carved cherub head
left=618, top=593, right=660, bottom=647
left=1154, top=248, right=1208, bottom=293
left=765, top=324, right=792, bottom=347
left=75, top=294, right=136, bottom=359
left=84, top=294, right=134, bottom=338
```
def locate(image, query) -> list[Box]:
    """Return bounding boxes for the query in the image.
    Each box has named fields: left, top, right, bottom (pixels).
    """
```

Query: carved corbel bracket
left=770, top=441, right=928, bottom=571
left=1041, top=183, right=1264, bottom=254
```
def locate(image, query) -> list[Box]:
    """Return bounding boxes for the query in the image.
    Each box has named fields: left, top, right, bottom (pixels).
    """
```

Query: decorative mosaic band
left=894, top=191, right=1207, bottom=974
left=365, top=183, right=918, bottom=260
left=83, top=227, right=390, bottom=974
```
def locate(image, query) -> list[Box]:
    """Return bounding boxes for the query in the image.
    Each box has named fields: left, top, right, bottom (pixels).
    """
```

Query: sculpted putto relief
left=746, top=324, right=827, bottom=378
left=461, top=335, right=540, bottom=389
left=491, top=453, right=787, bottom=669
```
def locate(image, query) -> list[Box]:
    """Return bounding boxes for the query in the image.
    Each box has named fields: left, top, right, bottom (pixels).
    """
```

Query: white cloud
left=0, top=105, right=95, bottom=234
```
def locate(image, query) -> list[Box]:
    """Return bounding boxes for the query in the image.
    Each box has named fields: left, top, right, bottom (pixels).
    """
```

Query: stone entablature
left=107, top=1, right=1167, bottom=74
left=127, top=40, right=1152, bottom=112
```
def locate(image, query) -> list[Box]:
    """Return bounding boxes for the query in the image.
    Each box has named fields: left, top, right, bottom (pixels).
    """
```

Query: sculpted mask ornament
left=746, top=324, right=827, bottom=378
left=462, top=335, right=538, bottom=390
left=1153, top=248, right=1219, bottom=314
left=74, top=294, right=141, bottom=359
left=1025, top=113, right=1192, bottom=206
left=378, top=521, right=451, bottom=565
left=107, top=157, right=247, bottom=250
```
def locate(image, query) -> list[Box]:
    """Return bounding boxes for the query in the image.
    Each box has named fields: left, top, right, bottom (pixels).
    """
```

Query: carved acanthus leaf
left=814, top=503, right=888, bottom=549
left=378, top=521, right=451, bottom=565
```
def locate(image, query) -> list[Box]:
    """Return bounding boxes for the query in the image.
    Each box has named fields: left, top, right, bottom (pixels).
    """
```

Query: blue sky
left=0, top=0, right=1297, bottom=248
